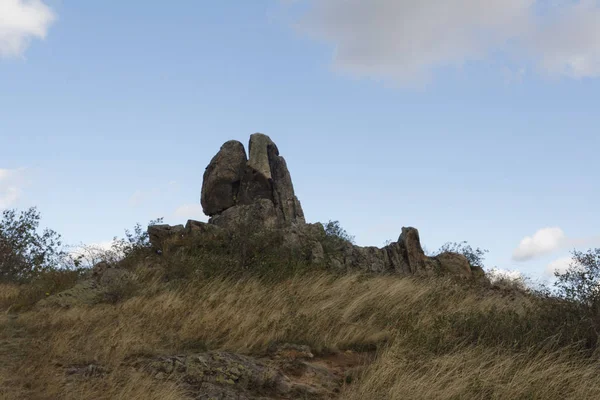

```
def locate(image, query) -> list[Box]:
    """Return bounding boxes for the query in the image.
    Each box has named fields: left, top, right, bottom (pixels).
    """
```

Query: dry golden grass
left=0, top=283, right=20, bottom=310
left=344, top=341, right=600, bottom=399
left=2, top=268, right=600, bottom=399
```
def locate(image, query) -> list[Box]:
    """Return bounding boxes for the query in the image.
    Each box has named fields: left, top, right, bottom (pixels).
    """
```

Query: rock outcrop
left=322, top=226, right=472, bottom=278
left=149, top=133, right=484, bottom=280
left=133, top=345, right=372, bottom=399
left=201, top=133, right=305, bottom=230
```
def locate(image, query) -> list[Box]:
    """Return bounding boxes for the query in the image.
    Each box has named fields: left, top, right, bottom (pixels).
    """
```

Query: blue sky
left=1, top=0, right=599, bottom=281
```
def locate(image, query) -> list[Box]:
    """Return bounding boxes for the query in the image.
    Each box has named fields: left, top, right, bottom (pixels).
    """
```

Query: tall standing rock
left=238, top=134, right=276, bottom=205
left=266, top=138, right=305, bottom=224
left=398, top=227, right=427, bottom=274
left=201, top=140, right=247, bottom=216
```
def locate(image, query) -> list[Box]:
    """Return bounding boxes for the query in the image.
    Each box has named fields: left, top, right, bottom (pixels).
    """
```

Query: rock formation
left=201, top=133, right=305, bottom=230
left=148, top=133, right=482, bottom=280
left=323, top=226, right=472, bottom=278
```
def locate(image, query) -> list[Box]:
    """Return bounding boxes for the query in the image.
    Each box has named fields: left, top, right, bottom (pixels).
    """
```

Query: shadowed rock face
left=202, top=133, right=305, bottom=229
left=201, top=140, right=247, bottom=216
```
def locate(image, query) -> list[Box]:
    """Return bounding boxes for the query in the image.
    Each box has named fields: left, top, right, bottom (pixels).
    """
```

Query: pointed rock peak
left=399, top=227, right=423, bottom=249
left=399, top=227, right=426, bottom=271
left=247, top=133, right=276, bottom=180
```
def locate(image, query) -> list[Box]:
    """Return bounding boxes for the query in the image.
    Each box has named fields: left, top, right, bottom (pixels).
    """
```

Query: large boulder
left=209, top=198, right=282, bottom=230
left=201, top=140, right=247, bottom=216
left=148, top=224, right=185, bottom=250
left=435, top=252, right=472, bottom=278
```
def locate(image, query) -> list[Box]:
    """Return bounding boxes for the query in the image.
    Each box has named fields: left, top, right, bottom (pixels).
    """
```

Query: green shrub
left=552, top=248, right=600, bottom=347
left=322, top=220, right=355, bottom=244
left=113, top=218, right=164, bottom=258
left=555, top=248, right=600, bottom=307
left=0, top=207, right=64, bottom=283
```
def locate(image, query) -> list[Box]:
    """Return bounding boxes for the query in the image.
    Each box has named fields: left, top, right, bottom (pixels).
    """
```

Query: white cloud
left=512, top=227, right=566, bottom=261
left=546, top=256, right=573, bottom=276
left=293, top=0, right=600, bottom=85
left=0, top=0, right=56, bottom=58
left=174, top=204, right=207, bottom=222
left=0, top=168, right=25, bottom=210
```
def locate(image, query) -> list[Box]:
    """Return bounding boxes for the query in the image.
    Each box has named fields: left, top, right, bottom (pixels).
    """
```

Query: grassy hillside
left=3, top=248, right=600, bottom=399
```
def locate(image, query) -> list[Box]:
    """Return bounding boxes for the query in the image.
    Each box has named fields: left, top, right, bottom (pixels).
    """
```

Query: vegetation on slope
left=1, top=209, right=600, bottom=399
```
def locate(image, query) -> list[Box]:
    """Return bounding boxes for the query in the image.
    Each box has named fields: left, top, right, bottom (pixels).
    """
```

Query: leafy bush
left=65, top=242, right=122, bottom=269
left=0, top=207, right=64, bottom=283
left=555, top=248, right=600, bottom=309
left=486, top=268, right=530, bottom=292
left=437, top=241, right=489, bottom=268
left=112, top=218, right=164, bottom=258
left=322, top=220, right=355, bottom=244
left=64, top=218, right=164, bottom=271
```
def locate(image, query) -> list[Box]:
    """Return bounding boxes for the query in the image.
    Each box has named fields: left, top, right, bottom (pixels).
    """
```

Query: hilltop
left=2, top=134, right=600, bottom=399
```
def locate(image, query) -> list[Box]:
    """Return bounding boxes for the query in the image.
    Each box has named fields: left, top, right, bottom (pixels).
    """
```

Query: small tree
left=63, top=218, right=164, bottom=270
left=322, top=220, right=355, bottom=244
left=0, top=207, right=64, bottom=283
left=554, top=248, right=600, bottom=309
left=437, top=241, right=489, bottom=268
left=111, top=218, right=164, bottom=258
left=65, top=242, right=123, bottom=269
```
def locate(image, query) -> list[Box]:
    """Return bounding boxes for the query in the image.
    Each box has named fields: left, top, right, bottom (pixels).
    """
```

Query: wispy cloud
left=293, top=0, right=600, bottom=86
left=0, top=0, right=56, bottom=58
